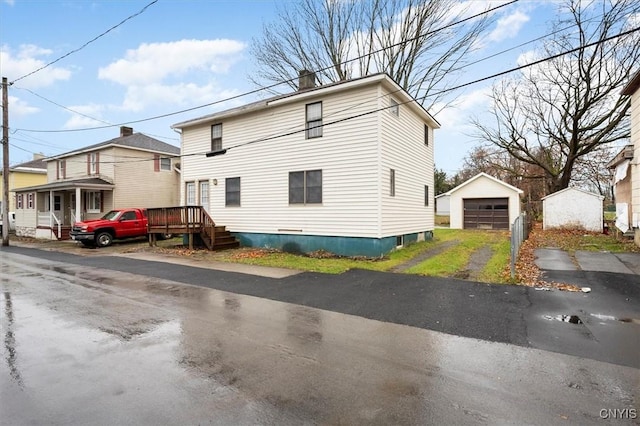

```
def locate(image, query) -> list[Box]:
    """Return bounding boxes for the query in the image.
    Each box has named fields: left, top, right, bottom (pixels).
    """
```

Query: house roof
left=172, top=73, right=441, bottom=130
left=446, top=172, right=523, bottom=195
left=47, top=133, right=180, bottom=161
left=621, top=70, right=640, bottom=96
left=10, top=157, right=47, bottom=173
left=13, top=177, right=115, bottom=193
left=606, top=144, right=634, bottom=168
left=541, top=187, right=604, bottom=201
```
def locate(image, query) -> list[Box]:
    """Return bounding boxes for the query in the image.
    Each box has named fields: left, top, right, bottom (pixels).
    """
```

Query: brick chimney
left=298, top=70, right=316, bottom=91
left=120, top=126, right=134, bottom=137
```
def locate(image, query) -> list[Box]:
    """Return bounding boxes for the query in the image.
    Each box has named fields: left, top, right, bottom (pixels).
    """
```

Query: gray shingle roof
left=11, top=158, right=47, bottom=171
left=52, top=132, right=179, bottom=160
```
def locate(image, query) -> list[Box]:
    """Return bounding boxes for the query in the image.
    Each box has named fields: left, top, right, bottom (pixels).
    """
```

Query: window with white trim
left=57, top=160, right=66, bottom=179
left=27, top=193, right=34, bottom=209
left=305, top=102, right=323, bottom=139
left=17, top=194, right=23, bottom=209
left=89, top=152, right=99, bottom=175
left=160, top=157, right=171, bottom=171
left=211, top=124, right=222, bottom=151
left=86, top=191, right=101, bottom=213
left=186, top=182, right=196, bottom=205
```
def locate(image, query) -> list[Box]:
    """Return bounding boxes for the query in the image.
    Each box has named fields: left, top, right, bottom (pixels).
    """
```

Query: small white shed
left=448, top=173, right=523, bottom=230
left=435, top=194, right=450, bottom=216
left=542, top=188, right=604, bottom=232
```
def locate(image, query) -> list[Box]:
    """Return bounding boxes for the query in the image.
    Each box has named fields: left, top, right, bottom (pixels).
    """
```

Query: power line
left=10, top=0, right=159, bottom=85
left=11, top=23, right=640, bottom=166
left=14, top=0, right=519, bottom=134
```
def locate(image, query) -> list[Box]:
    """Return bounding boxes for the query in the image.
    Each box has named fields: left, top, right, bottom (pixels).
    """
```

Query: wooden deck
left=146, top=206, right=239, bottom=251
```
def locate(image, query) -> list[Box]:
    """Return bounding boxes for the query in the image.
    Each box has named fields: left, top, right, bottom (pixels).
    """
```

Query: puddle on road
left=590, top=313, right=640, bottom=325
left=543, top=314, right=583, bottom=324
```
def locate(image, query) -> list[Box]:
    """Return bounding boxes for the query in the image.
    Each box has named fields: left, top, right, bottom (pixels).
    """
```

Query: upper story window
left=390, top=98, right=399, bottom=116
left=306, top=102, right=323, bottom=139
left=88, top=152, right=99, bottom=175
left=211, top=124, right=222, bottom=151
left=160, top=157, right=171, bottom=171
left=424, top=124, right=430, bottom=146
left=57, top=160, right=66, bottom=179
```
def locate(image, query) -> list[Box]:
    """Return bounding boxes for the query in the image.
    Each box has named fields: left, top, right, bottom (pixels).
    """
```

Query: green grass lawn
left=214, top=229, right=513, bottom=283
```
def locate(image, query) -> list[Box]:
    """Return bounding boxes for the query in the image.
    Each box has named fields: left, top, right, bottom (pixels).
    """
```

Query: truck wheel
left=96, top=231, right=113, bottom=247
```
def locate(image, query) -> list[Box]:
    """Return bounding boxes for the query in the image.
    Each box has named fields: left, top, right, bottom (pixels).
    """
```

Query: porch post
left=75, top=187, right=81, bottom=222
left=49, top=190, right=54, bottom=228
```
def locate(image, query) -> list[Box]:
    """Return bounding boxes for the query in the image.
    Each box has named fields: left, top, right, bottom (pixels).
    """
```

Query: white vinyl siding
left=178, top=75, right=438, bottom=240
left=181, top=84, right=382, bottom=237
left=380, top=85, right=434, bottom=236
left=631, top=88, right=640, bottom=231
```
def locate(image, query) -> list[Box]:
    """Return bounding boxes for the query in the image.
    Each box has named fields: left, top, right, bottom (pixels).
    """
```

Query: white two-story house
left=173, top=72, right=439, bottom=257
left=621, top=70, right=640, bottom=246
left=14, top=127, right=180, bottom=240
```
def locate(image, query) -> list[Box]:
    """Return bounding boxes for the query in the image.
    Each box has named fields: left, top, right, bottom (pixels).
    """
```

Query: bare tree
left=250, top=0, right=493, bottom=110
left=472, top=0, right=640, bottom=194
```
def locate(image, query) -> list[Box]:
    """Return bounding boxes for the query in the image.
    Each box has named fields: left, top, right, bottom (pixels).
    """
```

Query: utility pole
left=2, top=77, right=9, bottom=246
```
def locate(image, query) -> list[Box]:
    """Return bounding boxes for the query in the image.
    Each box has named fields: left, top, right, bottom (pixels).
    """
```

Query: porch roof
left=12, top=178, right=115, bottom=193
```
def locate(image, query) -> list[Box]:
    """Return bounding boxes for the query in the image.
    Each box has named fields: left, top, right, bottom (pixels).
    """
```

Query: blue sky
left=1, top=0, right=571, bottom=174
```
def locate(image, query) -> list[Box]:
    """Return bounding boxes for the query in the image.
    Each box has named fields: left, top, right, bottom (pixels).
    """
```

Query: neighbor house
left=13, top=127, right=180, bottom=240
left=172, top=72, right=440, bottom=257
left=0, top=154, right=47, bottom=213
left=446, top=173, right=523, bottom=230
left=621, top=70, right=640, bottom=246
left=542, top=187, right=604, bottom=232
left=608, top=144, right=634, bottom=235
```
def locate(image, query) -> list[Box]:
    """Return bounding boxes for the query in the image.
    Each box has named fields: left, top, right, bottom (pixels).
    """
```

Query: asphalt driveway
left=1, top=244, right=639, bottom=368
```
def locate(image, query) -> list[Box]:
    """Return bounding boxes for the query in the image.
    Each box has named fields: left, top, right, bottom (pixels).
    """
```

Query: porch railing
left=37, top=211, right=62, bottom=238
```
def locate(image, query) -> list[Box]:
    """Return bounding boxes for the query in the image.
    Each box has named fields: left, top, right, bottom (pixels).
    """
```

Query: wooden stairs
left=146, top=206, right=239, bottom=251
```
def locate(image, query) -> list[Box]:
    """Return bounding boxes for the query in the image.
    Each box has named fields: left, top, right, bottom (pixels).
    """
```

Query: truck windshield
left=101, top=211, right=121, bottom=221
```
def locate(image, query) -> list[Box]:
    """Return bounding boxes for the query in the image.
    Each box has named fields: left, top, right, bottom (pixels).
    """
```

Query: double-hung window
left=424, top=185, right=429, bottom=206
left=88, top=152, right=99, bottom=175
left=424, top=124, right=429, bottom=146
left=225, top=177, right=241, bottom=206
left=57, top=160, right=66, bottom=179
left=211, top=124, right=223, bottom=151
left=289, top=170, right=322, bottom=204
left=27, top=193, right=34, bottom=209
left=160, top=157, right=171, bottom=171
left=86, top=191, right=101, bottom=213
left=305, top=102, right=323, bottom=139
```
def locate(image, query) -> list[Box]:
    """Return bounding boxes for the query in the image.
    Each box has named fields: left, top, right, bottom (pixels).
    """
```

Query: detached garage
left=448, top=173, right=523, bottom=230
left=542, top=187, right=604, bottom=232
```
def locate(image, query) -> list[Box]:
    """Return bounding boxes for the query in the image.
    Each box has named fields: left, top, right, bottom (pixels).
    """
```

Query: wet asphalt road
left=1, top=246, right=639, bottom=425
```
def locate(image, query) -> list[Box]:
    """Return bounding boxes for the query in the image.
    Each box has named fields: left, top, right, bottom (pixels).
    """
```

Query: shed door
left=463, top=198, right=509, bottom=229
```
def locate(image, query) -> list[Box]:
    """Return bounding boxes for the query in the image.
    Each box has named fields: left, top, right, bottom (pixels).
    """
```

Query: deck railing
left=146, top=206, right=217, bottom=249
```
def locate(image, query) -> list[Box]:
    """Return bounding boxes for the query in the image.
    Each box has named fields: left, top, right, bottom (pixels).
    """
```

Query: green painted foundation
left=232, top=231, right=433, bottom=257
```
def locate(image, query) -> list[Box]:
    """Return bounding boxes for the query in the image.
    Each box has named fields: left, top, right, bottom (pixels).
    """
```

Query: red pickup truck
left=70, top=208, right=170, bottom=248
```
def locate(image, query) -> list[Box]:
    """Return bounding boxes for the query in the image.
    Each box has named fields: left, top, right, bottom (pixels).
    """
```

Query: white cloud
left=433, top=86, right=492, bottom=128
left=7, top=95, right=39, bottom=118
left=488, top=10, right=530, bottom=42
left=118, top=82, right=242, bottom=112
left=62, top=104, right=107, bottom=129
left=0, top=44, right=72, bottom=88
left=98, top=39, right=246, bottom=86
